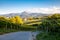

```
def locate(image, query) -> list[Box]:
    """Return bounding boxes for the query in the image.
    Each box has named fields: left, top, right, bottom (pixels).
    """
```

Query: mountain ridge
left=0, top=11, right=50, bottom=18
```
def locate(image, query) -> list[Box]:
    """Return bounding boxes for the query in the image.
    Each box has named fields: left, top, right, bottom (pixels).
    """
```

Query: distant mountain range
left=1, top=11, right=50, bottom=18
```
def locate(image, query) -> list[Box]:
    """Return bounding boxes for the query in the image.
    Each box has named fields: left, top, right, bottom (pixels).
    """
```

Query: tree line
left=38, top=13, right=60, bottom=33
left=0, top=16, right=23, bottom=30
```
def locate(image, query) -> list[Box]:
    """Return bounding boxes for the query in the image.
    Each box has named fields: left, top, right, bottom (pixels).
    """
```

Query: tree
left=15, top=16, right=23, bottom=24
left=9, top=17, right=16, bottom=23
left=38, top=14, right=60, bottom=33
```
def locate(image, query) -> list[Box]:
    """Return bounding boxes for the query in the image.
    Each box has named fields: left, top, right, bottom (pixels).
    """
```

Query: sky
left=0, top=0, right=60, bottom=14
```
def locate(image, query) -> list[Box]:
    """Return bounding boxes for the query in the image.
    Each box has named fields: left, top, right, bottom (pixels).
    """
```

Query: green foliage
left=36, top=32, right=60, bottom=40
left=38, top=14, right=60, bottom=33
left=0, top=16, right=37, bottom=34
left=37, top=13, right=60, bottom=40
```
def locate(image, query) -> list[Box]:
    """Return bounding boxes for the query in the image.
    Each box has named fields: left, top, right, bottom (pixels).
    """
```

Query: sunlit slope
left=24, top=19, right=42, bottom=25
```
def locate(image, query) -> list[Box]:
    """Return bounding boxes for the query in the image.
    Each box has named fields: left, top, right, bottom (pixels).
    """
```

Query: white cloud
left=0, top=9, right=23, bottom=15
left=25, top=6, right=60, bottom=14
left=0, top=6, right=60, bottom=14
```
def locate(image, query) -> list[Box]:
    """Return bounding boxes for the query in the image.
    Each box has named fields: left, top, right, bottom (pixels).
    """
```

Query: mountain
left=1, top=13, right=21, bottom=17
left=0, top=11, right=49, bottom=18
left=20, top=11, right=49, bottom=18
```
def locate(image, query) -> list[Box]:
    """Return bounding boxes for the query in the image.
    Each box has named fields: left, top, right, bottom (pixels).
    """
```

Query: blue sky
left=0, top=0, right=60, bottom=14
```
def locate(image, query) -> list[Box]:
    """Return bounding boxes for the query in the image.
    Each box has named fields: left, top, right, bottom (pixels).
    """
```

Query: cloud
left=0, top=9, right=23, bottom=15
left=25, top=6, right=60, bottom=14
left=0, top=6, right=60, bottom=14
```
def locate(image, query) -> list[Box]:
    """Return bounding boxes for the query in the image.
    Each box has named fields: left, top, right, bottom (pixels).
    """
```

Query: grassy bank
left=0, top=25, right=37, bottom=35
left=36, top=32, right=60, bottom=40
left=0, top=28, right=19, bottom=35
